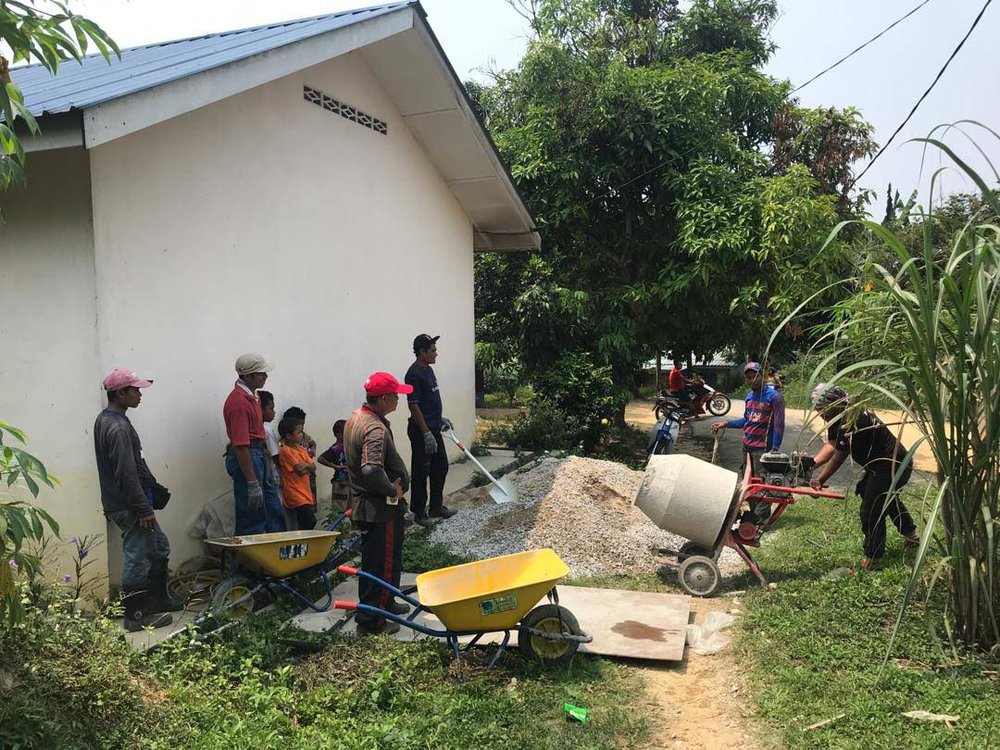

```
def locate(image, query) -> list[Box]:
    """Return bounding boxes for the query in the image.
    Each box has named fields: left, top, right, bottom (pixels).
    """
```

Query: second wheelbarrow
left=205, top=509, right=362, bottom=618
left=334, top=548, right=592, bottom=666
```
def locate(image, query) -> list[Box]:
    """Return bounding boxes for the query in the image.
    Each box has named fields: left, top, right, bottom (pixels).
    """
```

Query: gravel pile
left=429, top=455, right=739, bottom=577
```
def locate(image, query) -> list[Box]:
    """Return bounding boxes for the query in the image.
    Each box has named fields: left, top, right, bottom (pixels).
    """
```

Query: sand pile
left=430, top=455, right=738, bottom=577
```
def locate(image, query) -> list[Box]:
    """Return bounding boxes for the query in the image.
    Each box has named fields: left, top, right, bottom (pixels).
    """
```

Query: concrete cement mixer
left=634, top=454, right=740, bottom=597
left=634, top=452, right=845, bottom=596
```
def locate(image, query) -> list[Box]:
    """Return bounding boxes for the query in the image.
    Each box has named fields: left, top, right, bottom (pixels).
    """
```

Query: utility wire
left=790, top=0, right=934, bottom=94
left=853, top=0, right=993, bottom=186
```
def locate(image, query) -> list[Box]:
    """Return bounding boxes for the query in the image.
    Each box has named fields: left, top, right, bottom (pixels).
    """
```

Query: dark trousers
left=407, top=423, right=449, bottom=517
left=858, top=466, right=916, bottom=559
left=293, top=504, right=317, bottom=530
left=741, top=448, right=771, bottom=523
left=224, top=447, right=285, bottom=535
left=355, top=516, right=405, bottom=628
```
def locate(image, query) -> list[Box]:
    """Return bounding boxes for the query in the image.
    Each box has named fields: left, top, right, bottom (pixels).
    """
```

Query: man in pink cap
left=343, top=371, right=412, bottom=635
left=94, top=369, right=183, bottom=632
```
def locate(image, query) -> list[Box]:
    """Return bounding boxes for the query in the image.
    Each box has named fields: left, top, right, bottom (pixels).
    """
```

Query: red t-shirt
left=668, top=368, right=686, bottom=393
left=223, top=382, right=265, bottom=447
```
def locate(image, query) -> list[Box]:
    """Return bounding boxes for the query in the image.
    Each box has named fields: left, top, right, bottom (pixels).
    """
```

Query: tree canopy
left=1, top=1, right=118, bottom=190
left=474, top=0, right=876, bottom=397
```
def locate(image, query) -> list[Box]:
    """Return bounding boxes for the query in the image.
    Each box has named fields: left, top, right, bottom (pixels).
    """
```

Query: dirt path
left=636, top=597, right=764, bottom=750
left=625, top=400, right=796, bottom=749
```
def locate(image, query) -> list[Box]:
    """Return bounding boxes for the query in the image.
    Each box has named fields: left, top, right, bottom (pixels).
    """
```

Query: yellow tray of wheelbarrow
left=415, top=548, right=569, bottom=631
left=205, top=530, right=340, bottom=577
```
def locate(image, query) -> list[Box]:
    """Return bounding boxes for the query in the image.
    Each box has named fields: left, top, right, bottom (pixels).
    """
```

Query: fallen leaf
left=902, top=711, right=960, bottom=725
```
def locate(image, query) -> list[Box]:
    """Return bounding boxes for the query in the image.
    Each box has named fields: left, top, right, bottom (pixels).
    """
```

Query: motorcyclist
left=667, top=359, right=699, bottom=413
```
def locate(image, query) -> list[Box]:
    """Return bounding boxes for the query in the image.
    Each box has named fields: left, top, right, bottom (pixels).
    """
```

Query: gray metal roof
left=11, top=1, right=414, bottom=117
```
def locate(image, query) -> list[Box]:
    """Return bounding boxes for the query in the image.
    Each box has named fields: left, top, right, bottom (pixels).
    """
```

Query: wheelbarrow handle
left=333, top=600, right=357, bottom=611
left=336, top=566, right=423, bottom=609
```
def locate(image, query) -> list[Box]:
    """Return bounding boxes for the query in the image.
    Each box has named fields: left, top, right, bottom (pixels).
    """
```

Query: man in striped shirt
left=712, top=361, right=785, bottom=477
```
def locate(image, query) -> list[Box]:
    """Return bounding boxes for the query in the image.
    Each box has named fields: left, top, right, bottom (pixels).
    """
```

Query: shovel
left=441, top=424, right=517, bottom=504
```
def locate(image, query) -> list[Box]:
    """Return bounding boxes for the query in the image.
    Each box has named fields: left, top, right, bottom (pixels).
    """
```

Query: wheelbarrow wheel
left=212, top=575, right=256, bottom=619
left=519, top=604, right=582, bottom=661
left=678, top=555, right=721, bottom=597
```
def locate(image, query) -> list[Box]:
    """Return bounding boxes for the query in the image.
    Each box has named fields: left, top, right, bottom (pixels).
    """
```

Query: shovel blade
left=488, top=477, right=517, bottom=504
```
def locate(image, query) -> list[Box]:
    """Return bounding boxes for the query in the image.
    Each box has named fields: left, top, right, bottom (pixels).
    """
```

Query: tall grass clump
left=793, top=132, right=1000, bottom=651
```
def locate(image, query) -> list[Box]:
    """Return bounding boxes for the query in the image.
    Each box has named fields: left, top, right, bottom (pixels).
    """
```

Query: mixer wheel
left=678, top=555, right=721, bottom=597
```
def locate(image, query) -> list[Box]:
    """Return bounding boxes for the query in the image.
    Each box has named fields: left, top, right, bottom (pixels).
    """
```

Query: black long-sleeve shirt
left=93, top=408, right=156, bottom=515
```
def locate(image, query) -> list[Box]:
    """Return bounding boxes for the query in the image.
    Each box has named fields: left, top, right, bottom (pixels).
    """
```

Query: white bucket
left=633, top=454, right=739, bottom=549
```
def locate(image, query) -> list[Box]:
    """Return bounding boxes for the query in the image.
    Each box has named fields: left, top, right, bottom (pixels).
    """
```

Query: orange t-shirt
left=279, top=444, right=314, bottom=508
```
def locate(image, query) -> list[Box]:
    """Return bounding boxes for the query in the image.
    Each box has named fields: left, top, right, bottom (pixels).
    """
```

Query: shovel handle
left=442, top=429, right=507, bottom=496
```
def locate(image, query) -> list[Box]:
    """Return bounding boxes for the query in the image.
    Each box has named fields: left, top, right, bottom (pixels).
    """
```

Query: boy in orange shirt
left=277, top=417, right=317, bottom=529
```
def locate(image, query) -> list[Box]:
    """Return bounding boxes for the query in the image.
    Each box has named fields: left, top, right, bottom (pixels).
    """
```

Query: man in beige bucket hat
left=223, top=353, right=285, bottom=534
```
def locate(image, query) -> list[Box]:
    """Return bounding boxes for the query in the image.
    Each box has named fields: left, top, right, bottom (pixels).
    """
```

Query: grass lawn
left=0, top=529, right=651, bottom=749
left=733, top=483, right=1000, bottom=749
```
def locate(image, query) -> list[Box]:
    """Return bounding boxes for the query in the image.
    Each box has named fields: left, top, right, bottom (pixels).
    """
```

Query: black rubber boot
left=146, top=572, right=184, bottom=614
left=122, top=588, right=173, bottom=632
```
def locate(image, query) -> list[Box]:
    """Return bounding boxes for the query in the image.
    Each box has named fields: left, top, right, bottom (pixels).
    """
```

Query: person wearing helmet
left=809, top=384, right=920, bottom=570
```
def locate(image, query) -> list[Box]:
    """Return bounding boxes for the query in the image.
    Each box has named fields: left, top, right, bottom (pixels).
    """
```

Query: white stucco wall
left=88, top=51, right=476, bottom=571
left=0, top=148, right=107, bottom=579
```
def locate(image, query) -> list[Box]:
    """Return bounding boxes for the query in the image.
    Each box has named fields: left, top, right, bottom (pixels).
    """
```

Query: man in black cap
left=405, top=334, right=456, bottom=526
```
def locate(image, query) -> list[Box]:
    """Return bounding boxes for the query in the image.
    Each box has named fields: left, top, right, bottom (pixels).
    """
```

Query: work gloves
left=423, top=432, right=438, bottom=455
left=246, top=480, right=264, bottom=511
left=441, top=417, right=454, bottom=432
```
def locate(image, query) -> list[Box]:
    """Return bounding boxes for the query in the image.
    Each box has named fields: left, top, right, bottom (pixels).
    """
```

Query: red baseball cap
left=364, top=371, right=413, bottom=397
left=102, top=368, right=153, bottom=391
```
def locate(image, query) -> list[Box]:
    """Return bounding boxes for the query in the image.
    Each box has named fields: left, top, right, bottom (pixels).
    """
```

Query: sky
left=68, top=0, right=1000, bottom=209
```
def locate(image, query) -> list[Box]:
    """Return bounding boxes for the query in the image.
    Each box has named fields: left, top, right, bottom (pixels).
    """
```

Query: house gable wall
left=0, top=148, right=106, bottom=575
left=88, top=51, right=475, bottom=571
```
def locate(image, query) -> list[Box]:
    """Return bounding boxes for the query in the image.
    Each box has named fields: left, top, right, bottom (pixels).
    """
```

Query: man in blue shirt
left=405, top=334, right=456, bottom=526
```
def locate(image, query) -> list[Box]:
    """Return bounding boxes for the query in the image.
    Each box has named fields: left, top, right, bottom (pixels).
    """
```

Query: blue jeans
left=225, top=446, right=285, bottom=535
left=107, top=508, right=171, bottom=591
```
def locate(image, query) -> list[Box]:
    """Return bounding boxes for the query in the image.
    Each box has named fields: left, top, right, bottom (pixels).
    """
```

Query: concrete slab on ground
left=122, top=608, right=202, bottom=651
left=293, top=577, right=691, bottom=662
left=442, top=447, right=523, bottom=495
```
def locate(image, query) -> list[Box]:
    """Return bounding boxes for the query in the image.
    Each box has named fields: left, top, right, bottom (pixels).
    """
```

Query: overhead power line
left=853, top=0, right=993, bottom=186
left=791, top=0, right=934, bottom=94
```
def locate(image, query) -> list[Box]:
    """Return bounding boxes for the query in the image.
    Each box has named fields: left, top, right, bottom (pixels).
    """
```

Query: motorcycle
left=653, top=378, right=731, bottom=420
left=647, top=402, right=683, bottom=456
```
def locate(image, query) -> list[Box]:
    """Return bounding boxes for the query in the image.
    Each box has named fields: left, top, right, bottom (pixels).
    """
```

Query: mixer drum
left=634, top=454, right=740, bottom=549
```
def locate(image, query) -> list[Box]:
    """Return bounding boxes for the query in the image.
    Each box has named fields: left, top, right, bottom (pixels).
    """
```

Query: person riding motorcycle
left=667, top=359, right=700, bottom=414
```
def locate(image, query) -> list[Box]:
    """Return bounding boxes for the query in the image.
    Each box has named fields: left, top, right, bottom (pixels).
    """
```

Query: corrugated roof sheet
left=10, top=1, right=414, bottom=117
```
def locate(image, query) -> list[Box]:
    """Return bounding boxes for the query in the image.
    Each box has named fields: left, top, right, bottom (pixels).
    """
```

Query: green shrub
left=482, top=400, right=579, bottom=451
left=532, top=354, right=627, bottom=449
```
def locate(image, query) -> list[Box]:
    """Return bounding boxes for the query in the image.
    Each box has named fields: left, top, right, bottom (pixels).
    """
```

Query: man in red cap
left=343, top=371, right=412, bottom=635
left=94, top=369, right=183, bottom=632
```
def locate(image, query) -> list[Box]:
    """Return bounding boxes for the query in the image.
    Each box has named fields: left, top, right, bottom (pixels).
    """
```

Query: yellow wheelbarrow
left=334, top=548, right=592, bottom=666
left=206, top=522, right=361, bottom=618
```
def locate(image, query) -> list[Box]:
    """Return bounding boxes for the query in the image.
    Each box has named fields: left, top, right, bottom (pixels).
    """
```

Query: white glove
left=423, top=432, right=438, bottom=454
left=246, top=480, right=264, bottom=511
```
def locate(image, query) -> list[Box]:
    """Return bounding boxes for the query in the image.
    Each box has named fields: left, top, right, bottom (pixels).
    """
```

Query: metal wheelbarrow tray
left=334, top=548, right=593, bottom=666
left=204, top=510, right=363, bottom=619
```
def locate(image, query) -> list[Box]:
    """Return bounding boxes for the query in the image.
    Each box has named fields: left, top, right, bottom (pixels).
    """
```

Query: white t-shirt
left=264, top=424, right=280, bottom=458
